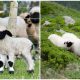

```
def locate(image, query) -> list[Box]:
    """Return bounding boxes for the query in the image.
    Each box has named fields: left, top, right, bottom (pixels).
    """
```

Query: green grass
left=41, top=1, right=80, bottom=79
left=0, top=58, right=39, bottom=79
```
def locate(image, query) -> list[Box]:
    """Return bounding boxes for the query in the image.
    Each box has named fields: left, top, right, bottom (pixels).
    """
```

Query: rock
left=63, top=16, right=75, bottom=25
left=42, top=21, right=51, bottom=26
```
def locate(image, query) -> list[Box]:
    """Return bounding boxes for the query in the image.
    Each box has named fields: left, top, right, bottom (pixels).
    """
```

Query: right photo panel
left=41, top=1, right=80, bottom=79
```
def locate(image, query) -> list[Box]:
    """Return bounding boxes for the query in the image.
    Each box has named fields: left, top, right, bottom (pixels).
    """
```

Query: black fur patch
left=24, top=15, right=30, bottom=23
left=0, top=61, right=3, bottom=67
left=30, top=12, right=39, bottom=24
left=8, top=61, right=13, bottom=67
left=5, top=30, right=12, bottom=37
left=64, top=42, right=73, bottom=47
left=0, top=30, right=12, bottom=39
left=7, top=55, right=9, bottom=60
left=28, top=24, right=32, bottom=27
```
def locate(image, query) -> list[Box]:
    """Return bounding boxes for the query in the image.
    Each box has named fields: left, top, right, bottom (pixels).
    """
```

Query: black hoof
left=32, top=56, right=36, bottom=61
left=9, top=71, right=14, bottom=74
left=27, top=70, right=34, bottom=73
left=0, top=71, right=3, bottom=74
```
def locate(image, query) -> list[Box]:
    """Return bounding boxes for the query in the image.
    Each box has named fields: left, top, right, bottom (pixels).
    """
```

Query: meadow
left=0, top=58, right=39, bottom=79
left=41, top=2, right=80, bottom=79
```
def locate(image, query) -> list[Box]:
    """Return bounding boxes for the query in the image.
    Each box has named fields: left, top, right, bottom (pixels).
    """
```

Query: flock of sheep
left=0, top=6, right=40, bottom=74
left=48, top=30, right=80, bottom=57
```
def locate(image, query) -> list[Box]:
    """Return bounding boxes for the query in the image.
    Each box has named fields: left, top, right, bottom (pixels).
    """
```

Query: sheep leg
left=0, top=54, right=6, bottom=73
left=22, top=51, right=34, bottom=73
left=7, top=53, right=15, bottom=74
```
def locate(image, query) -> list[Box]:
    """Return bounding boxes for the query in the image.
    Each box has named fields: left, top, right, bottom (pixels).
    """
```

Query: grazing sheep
left=48, top=32, right=80, bottom=56
left=0, top=26, right=34, bottom=74
left=62, top=32, right=78, bottom=42
left=62, top=32, right=80, bottom=55
left=48, top=34, right=65, bottom=48
left=0, top=16, right=28, bottom=37
left=62, top=32, right=79, bottom=51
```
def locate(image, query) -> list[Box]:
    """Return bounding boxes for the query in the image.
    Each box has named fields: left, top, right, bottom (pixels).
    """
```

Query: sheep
left=0, top=26, right=34, bottom=74
left=62, top=33, right=80, bottom=55
left=48, top=33, right=78, bottom=50
left=0, top=16, right=28, bottom=37
left=29, top=6, right=40, bottom=24
left=48, top=34, right=65, bottom=48
left=48, top=32, right=80, bottom=56
left=19, top=6, right=40, bottom=52
left=63, top=39, right=80, bottom=56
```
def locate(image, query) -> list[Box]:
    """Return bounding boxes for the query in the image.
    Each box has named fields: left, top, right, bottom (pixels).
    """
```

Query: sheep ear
left=5, top=30, right=12, bottom=37
left=67, top=42, right=73, bottom=47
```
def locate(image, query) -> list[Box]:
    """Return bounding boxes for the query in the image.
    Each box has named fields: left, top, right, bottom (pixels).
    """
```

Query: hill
left=41, top=2, right=80, bottom=79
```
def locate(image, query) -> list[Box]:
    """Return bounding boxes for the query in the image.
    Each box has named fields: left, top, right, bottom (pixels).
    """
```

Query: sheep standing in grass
left=0, top=26, right=34, bottom=74
left=20, top=6, right=40, bottom=49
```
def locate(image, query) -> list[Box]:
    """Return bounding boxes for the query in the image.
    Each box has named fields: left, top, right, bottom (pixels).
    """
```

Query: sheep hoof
left=9, top=71, right=14, bottom=74
left=0, top=71, right=3, bottom=73
left=32, top=56, right=36, bottom=61
left=27, top=70, right=34, bottom=73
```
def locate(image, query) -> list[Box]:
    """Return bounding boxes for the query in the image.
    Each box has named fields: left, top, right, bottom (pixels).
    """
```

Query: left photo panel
left=0, top=1, right=40, bottom=79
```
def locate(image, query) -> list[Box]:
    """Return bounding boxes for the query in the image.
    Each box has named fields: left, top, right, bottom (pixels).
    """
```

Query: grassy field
left=41, top=1, right=80, bottom=79
left=0, top=58, right=39, bottom=79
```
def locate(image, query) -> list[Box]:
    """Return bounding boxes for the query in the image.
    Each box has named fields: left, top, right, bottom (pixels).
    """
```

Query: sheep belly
left=11, top=38, right=32, bottom=54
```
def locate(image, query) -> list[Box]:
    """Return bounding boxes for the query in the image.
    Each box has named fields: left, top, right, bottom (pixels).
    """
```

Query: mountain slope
left=41, top=2, right=80, bottom=79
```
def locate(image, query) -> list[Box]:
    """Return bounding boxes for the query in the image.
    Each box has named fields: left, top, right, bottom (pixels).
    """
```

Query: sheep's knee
left=7, top=54, right=15, bottom=74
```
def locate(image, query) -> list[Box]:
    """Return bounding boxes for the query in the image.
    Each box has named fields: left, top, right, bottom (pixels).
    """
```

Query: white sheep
left=0, top=16, right=28, bottom=37
left=48, top=34, right=65, bottom=48
left=0, top=26, right=34, bottom=74
left=48, top=32, right=80, bottom=56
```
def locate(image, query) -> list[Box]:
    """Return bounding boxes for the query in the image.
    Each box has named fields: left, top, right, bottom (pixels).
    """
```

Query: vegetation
left=41, top=1, right=80, bottom=79
left=0, top=58, right=39, bottom=79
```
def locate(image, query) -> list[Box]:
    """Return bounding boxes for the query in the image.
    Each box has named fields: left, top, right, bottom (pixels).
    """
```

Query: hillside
left=41, top=2, right=80, bottom=79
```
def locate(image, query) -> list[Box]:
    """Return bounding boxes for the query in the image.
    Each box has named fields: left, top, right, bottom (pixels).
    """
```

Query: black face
left=64, top=41, right=73, bottom=47
left=0, top=30, right=12, bottom=40
left=30, top=12, right=39, bottom=24
left=28, top=24, right=32, bottom=27
left=24, top=15, right=30, bottom=23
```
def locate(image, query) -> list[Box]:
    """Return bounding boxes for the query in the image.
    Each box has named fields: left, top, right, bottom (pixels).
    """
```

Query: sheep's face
left=24, top=14, right=32, bottom=24
left=30, top=12, right=39, bottom=24
left=0, top=30, right=12, bottom=39
left=64, top=41, right=73, bottom=50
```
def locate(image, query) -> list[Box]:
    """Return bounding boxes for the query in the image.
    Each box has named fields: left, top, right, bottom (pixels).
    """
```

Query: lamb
left=0, top=16, right=28, bottom=37
left=0, top=26, right=34, bottom=74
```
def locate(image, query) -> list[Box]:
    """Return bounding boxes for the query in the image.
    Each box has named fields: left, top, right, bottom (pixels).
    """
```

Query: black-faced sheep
left=0, top=26, right=34, bottom=74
